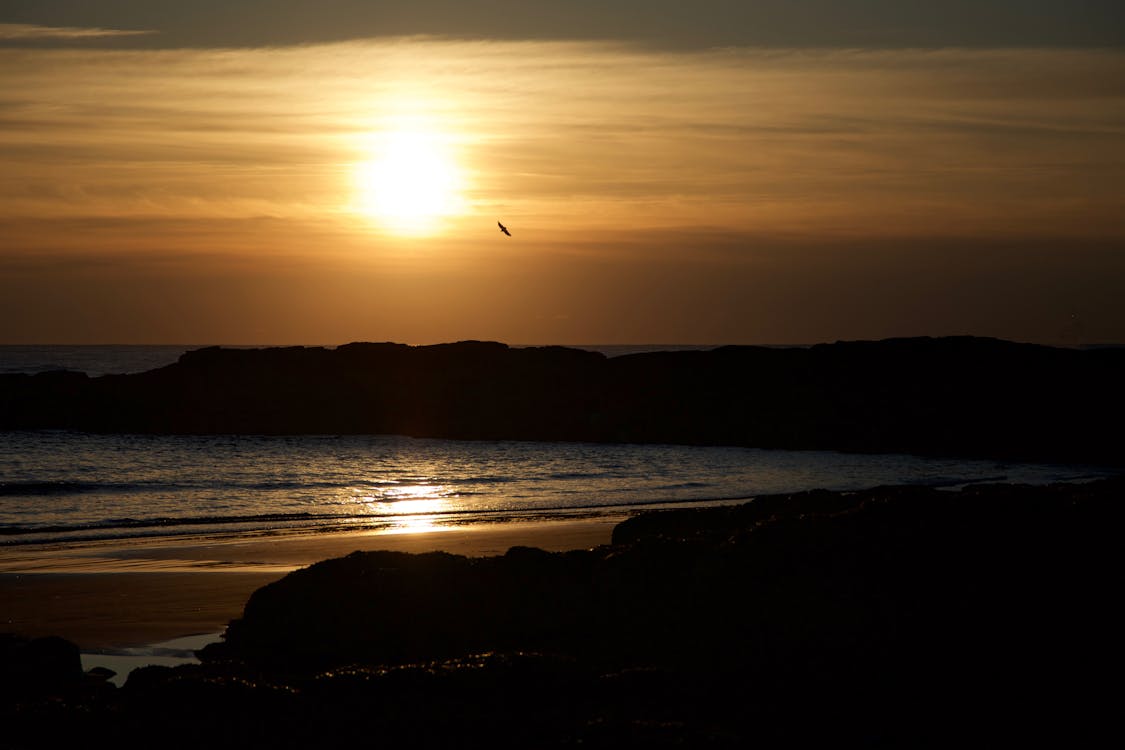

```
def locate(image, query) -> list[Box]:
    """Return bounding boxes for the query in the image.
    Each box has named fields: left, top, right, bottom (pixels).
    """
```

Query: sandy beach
left=0, top=517, right=620, bottom=649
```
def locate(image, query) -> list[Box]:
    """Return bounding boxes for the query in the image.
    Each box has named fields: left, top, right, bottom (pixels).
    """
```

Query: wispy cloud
left=0, top=23, right=156, bottom=41
left=2, top=40, right=1121, bottom=240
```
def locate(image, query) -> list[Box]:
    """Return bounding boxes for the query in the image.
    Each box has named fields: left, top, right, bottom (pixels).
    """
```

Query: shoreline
left=1, top=516, right=620, bottom=649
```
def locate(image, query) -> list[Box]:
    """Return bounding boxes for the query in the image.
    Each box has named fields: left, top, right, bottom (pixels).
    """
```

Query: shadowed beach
left=1, top=519, right=619, bottom=648
left=4, top=478, right=1121, bottom=747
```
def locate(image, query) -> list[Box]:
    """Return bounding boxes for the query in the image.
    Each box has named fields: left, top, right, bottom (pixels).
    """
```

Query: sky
left=1, top=2, right=1123, bottom=345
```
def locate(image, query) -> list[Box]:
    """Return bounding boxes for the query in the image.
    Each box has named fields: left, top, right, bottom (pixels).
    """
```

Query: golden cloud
left=0, top=23, right=156, bottom=40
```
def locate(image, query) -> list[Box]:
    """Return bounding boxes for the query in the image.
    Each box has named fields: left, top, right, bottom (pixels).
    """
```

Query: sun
left=353, top=130, right=464, bottom=235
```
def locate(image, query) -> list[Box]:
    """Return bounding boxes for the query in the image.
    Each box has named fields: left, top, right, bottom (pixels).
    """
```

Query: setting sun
left=353, top=130, right=465, bottom=235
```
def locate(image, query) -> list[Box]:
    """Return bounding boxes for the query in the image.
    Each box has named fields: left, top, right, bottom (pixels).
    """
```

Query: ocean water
left=80, top=633, right=215, bottom=688
left=0, top=345, right=200, bottom=378
left=1, top=431, right=1110, bottom=547
left=0, top=343, right=722, bottom=378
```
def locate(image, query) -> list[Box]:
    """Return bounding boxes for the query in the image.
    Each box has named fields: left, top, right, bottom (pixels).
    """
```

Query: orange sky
left=1, top=32, right=1124, bottom=344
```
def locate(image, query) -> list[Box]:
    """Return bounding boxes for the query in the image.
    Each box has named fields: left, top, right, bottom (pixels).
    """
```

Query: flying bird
left=498, top=221, right=511, bottom=237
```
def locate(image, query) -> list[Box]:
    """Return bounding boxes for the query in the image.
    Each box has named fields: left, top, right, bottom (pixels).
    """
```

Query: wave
left=0, top=479, right=203, bottom=497
left=244, top=479, right=379, bottom=491
left=0, top=481, right=108, bottom=497
left=236, top=479, right=525, bottom=496
left=0, top=477, right=507, bottom=497
left=444, top=475, right=517, bottom=486
left=0, top=510, right=335, bottom=537
left=651, top=481, right=712, bottom=491
left=546, top=471, right=609, bottom=481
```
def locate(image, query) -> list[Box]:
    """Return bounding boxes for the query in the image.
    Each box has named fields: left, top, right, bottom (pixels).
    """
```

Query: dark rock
left=208, top=479, right=1122, bottom=681
left=2, top=337, right=1122, bottom=465
left=83, top=665, right=117, bottom=692
left=0, top=634, right=84, bottom=699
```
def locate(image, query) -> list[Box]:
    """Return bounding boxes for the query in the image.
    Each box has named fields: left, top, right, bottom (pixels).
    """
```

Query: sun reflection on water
left=382, top=515, right=448, bottom=535
left=382, top=484, right=445, bottom=501
left=352, top=483, right=454, bottom=535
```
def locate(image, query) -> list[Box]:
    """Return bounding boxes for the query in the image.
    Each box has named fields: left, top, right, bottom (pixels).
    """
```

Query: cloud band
left=0, top=23, right=156, bottom=41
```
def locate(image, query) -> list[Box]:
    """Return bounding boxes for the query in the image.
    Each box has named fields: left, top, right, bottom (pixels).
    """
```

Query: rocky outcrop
left=206, top=478, right=1121, bottom=675
left=0, top=634, right=84, bottom=700
left=2, top=337, right=1123, bottom=465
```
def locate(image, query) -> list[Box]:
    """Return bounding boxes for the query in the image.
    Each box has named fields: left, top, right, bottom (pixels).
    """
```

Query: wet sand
left=0, top=518, right=620, bottom=649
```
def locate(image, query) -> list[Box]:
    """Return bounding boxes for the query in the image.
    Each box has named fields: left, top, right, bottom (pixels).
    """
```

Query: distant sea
left=0, top=344, right=1116, bottom=548
left=3, top=342, right=1118, bottom=379
left=0, top=344, right=726, bottom=379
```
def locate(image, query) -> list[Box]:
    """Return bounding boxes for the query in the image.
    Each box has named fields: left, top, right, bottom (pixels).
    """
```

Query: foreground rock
left=3, top=337, right=1124, bottom=465
left=0, top=634, right=84, bottom=700
left=3, top=478, right=1121, bottom=747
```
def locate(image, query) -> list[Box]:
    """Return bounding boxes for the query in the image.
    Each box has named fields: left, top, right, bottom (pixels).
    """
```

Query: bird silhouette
left=498, top=221, right=511, bottom=237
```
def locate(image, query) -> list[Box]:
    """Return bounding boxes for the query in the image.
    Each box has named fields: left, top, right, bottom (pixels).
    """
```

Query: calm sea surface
left=0, top=346, right=1115, bottom=547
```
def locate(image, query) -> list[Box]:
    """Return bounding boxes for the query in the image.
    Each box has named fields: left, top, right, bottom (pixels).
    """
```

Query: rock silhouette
left=206, top=479, right=1121, bottom=677
left=2, top=337, right=1123, bottom=465
left=0, top=634, right=84, bottom=701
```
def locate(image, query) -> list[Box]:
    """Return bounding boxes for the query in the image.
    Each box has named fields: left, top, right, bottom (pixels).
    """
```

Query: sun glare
left=353, top=484, right=453, bottom=535
left=353, top=130, right=464, bottom=235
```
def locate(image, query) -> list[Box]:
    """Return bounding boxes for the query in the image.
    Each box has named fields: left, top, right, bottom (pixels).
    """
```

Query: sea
left=0, top=343, right=724, bottom=378
left=0, top=344, right=1116, bottom=548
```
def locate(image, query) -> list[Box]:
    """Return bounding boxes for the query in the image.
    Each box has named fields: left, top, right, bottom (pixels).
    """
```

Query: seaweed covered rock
left=208, top=479, right=1123, bottom=704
